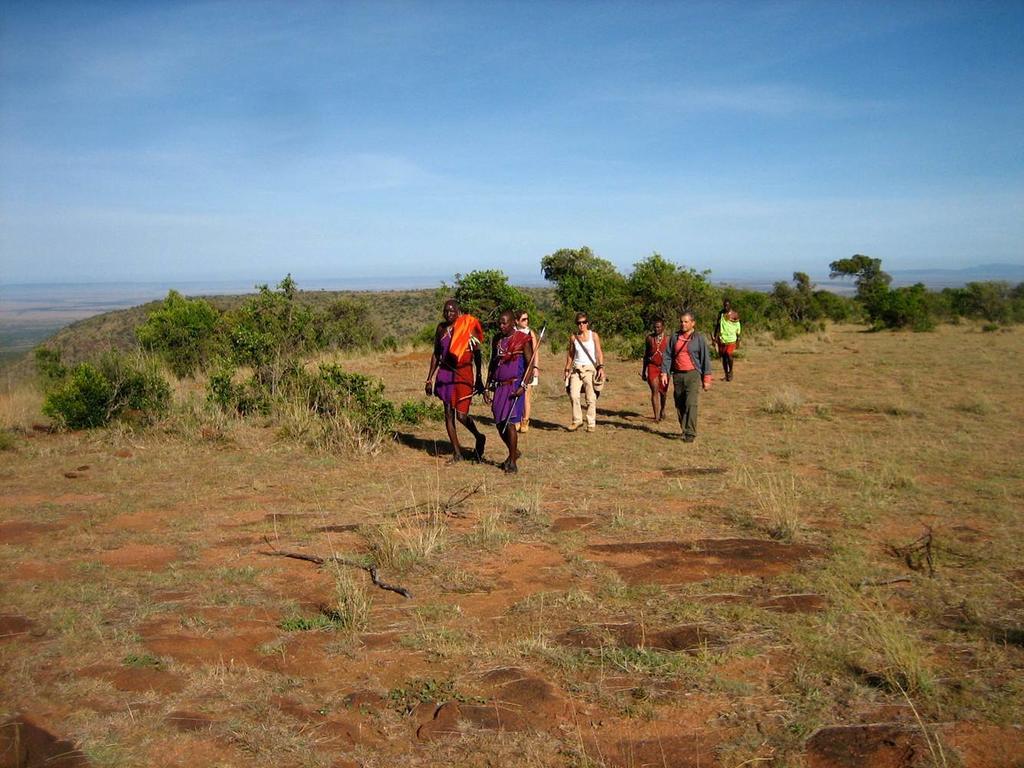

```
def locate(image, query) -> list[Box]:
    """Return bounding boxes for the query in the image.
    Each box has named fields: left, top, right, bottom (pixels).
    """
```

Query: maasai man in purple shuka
left=484, top=311, right=534, bottom=474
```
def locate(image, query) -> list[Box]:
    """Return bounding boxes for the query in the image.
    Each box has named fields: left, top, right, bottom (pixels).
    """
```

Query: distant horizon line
left=3, top=261, right=1022, bottom=292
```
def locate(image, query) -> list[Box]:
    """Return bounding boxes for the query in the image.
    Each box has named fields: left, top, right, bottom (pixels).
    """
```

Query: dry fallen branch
left=886, top=525, right=978, bottom=578
left=856, top=576, right=914, bottom=589
left=395, top=481, right=484, bottom=518
left=888, top=527, right=935, bottom=577
left=259, top=536, right=412, bottom=599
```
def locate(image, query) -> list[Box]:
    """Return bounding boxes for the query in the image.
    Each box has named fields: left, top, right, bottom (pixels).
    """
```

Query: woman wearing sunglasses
left=514, top=309, right=539, bottom=432
left=562, top=312, right=605, bottom=432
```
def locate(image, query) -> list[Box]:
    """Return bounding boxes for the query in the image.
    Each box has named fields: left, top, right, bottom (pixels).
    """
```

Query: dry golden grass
left=1, top=323, right=1022, bottom=767
left=0, top=379, right=45, bottom=432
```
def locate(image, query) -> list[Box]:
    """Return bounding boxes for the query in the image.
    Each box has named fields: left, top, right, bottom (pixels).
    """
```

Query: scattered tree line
left=33, top=252, right=1022, bottom=437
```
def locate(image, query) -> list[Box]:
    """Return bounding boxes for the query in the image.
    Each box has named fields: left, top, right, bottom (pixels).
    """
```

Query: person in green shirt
left=713, top=299, right=741, bottom=382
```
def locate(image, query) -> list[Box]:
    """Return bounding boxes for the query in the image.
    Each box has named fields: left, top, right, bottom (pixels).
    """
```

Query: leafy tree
left=319, top=297, right=380, bottom=350
left=812, top=289, right=857, bottom=323
left=828, top=254, right=892, bottom=300
left=136, top=290, right=224, bottom=378
left=226, top=275, right=318, bottom=393
left=829, top=254, right=895, bottom=327
left=628, top=253, right=718, bottom=330
left=452, top=270, right=536, bottom=334
left=771, top=272, right=823, bottom=324
left=875, top=283, right=934, bottom=331
left=960, top=281, right=1013, bottom=323
left=540, top=246, right=632, bottom=335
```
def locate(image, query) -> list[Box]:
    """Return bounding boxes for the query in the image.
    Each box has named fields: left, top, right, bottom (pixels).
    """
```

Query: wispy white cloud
left=598, top=82, right=886, bottom=118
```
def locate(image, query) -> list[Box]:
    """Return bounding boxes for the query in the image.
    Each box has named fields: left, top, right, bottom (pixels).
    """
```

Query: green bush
left=452, top=269, right=538, bottom=335
left=315, top=364, right=397, bottom=435
left=43, top=363, right=113, bottom=428
left=225, top=275, right=318, bottom=390
left=628, top=253, right=717, bottom=331
left=42, top=352, right=170, bottom=429
left=412, top=323, right=438, bottom=348
left=320, top=297, right=380, bottom=350
left=34, top=347, right=67, bottom=385
left=207, top=365, right=270, bottom=415
left=136, top=290, right=224, bottom=378
left=398, top=399, right=444, bottom=424
left=874, top=284, right=935, bottom=332
left=541, top=246, right=634, bottom=336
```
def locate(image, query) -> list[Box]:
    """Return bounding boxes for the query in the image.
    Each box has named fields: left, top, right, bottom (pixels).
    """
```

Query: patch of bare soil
left=804, top=723, right=928, bottom=768
left=141, top=613, right=279, bottom=669
left=577, top=714, right=729, bottom=768
left=392, top=351, right=431, bottom=364
left=95, top=544, right=178, bottom=571
left=662, top=466, right=728, bottom=477
left=142, top=737, right=237, bottom=768
left=0, top=714, right=89, bottom=767
left=270, top=695, right=382, bottom=748
left=0, top=522, right=59, bottom=545
left=100, top=509, right=171, bottom=533
left=447, top=543, right=569, bottom=618
left=759, top=593, right=829, bottom=613
left=0, top=615, right=38, bottom=642
left=587, top=538, right=822, bottom=585
left=598, top=735, right=715, bottom=768
left=550, top=515, right=594, bottom=532
left=416, top=667, right=571, bottom=740
left=557, top=622, right=721, bottom=652
left=166, top=711, right=218, bottom=733
left=78, top=664, right=185, bottom=694
left=0, top=493, right=102, bottom=509
left=8, top=561, right=69, bottom=581
left=941, top=722, right=1024, bottom=768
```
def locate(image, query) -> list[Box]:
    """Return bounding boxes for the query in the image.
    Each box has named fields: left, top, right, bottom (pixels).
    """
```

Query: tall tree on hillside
left=829, top=254, right=893, bottom=326
left=452, top=270, right=536, bottom=335
left=540, top=246, right=632, bottom=335
left=628, top=253, right=718, bottom=327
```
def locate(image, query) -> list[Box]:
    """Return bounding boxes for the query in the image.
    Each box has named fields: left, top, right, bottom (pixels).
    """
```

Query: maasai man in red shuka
left=641, top=316, right=669, bottom=422
left=425, top=299, right=486, bottom=463
left=484, top=310, right=534, bottom=474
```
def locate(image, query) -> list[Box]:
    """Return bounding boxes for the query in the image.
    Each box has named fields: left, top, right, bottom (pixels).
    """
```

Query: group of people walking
left=424, top=299, right=740, bottom=471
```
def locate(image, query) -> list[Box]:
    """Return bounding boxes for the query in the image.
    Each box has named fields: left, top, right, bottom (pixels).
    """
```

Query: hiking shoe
left=585, top=424, right=595, bottom=432
left=567, top=423, right=581, bottom=431
left=682, top=435, right=695, bottom=443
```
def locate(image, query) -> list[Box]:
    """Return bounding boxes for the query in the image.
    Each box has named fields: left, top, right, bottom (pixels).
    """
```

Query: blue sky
left=1, top=0, right=1022, bottom=286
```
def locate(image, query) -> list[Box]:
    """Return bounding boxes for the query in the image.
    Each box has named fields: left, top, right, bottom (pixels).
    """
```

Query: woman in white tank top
left=562, top=312, right=605, bottom=432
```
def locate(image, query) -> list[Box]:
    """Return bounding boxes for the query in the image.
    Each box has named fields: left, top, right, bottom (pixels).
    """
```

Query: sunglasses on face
left=576, top=320, right=588, bottom=325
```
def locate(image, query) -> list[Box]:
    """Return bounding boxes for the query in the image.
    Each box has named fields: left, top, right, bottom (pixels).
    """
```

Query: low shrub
left=136, top=290, right=224, bottom=378
left=398, top=399, right=444, bottom=424
left=762, top=386, right=804, bottom=415
left=42, top=351, right=170, bottom=429
left=207, top=365, right=271, bottom=415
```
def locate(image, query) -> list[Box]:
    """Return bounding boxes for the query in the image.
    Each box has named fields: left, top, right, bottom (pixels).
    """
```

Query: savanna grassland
left=1, top=323, right=1022, bottom=767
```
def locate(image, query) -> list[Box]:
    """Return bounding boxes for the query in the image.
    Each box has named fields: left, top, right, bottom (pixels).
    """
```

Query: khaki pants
left=569, top=365, right=597, bottom=427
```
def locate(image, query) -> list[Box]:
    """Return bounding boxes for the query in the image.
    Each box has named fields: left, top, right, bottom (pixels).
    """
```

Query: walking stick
left=499, top=324, right=546, bottom=433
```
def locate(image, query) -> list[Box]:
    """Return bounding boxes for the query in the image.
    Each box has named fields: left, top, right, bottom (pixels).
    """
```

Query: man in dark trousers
left=660, top=311, right=712, bottom=442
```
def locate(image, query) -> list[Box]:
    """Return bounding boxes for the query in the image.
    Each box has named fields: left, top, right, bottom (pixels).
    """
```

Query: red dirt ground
left=587, top=538, right=824, bottom=585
